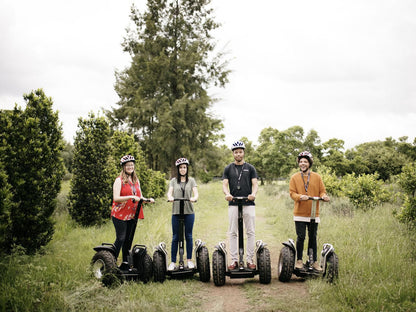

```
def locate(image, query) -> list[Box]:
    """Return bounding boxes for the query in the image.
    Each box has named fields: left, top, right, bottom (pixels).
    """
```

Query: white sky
left=1, top=0, right=415, bottom=150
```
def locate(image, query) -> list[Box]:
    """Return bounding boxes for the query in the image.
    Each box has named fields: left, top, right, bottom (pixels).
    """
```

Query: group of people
left=110, top=141, right=330, bottom=272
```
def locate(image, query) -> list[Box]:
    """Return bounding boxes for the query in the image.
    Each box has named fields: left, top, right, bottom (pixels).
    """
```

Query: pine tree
left=110, top=0, right=229, bottom=174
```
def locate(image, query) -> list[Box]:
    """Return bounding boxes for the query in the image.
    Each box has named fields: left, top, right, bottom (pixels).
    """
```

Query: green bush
left=341, top=173, right=390, bottom=210
left=316, top=165, right=343, bottom=197
left=395, top=162, right=416, bottom=226
left=68, top=113, right=113, bottom=226
left=0, top=89, right=65, bottom=253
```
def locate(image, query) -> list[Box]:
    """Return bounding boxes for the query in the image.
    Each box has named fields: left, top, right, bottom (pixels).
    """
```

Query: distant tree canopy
left=109, top=0, right=229, bottom=175
left=247, top=126, right=414, bottom=183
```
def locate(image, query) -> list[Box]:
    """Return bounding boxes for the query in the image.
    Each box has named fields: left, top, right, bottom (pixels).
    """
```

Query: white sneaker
left=187, top=260, right=195, bottom=269
left=168, top=262, right=176, bottom=271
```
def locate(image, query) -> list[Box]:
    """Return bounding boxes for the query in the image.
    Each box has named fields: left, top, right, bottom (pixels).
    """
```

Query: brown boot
left=312, top=261, right=323, bottom=272
left=295, top=260, right=303, bottom=269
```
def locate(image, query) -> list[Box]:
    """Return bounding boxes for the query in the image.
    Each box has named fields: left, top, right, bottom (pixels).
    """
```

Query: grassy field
left=0, top=180, right=415, bottom=311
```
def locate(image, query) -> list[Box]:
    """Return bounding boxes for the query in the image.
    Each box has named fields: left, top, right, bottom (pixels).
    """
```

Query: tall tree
left=0, top=90, right=64, bottom=253
left=110, top=0, right=229, bottom=175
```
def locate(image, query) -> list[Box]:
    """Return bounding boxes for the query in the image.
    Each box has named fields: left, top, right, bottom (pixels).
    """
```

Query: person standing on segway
left=222, top=140, right=258, bottom=270
left=167, top=158, right=199, bottom=271
left=111, top=155, right=154, bottom=267
left=289, top=151, right=329, bottom=272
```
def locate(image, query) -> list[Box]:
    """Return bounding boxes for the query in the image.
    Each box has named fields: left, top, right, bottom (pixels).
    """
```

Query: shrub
left=395, top=162, right=416, bottom=226
left=341, top=173, right=390, bottom=210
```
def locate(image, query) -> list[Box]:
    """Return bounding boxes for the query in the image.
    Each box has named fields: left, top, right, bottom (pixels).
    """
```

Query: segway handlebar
left=167, top=198, right=197, bottom=203
left=132, top=197, right=154, bottom=204
left=308, top=196, right=323, bottom=201
left=232, top=196, right=249, bottom=201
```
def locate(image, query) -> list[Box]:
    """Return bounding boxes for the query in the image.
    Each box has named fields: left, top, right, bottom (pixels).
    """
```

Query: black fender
left=282, top=238, right=296, bottom=252
left=93, top=242, right=116, bottom=255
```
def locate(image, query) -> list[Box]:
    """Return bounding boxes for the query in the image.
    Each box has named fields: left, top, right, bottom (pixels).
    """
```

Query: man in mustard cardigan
left=289, top=151, right=330, bottom=271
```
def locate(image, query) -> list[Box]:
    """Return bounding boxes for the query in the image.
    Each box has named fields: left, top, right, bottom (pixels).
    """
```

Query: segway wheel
left=197, top=246, right=211, bottom=282
left=212, top=250, right=226, bottom=286
left=91, top=250, right=122, bottom=287
left=325, top=252, right=339, bottom=283
left=278, top=245, right=295, bottom=282
left=258, top=247, right=271, bottom=284
left=152, top=250, right=166, bottom=283
left=140, top=253, right=153, bottom=283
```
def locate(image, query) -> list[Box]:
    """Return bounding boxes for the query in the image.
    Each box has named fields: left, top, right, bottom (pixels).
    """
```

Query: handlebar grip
left=308, top=196, right=323, bottom=200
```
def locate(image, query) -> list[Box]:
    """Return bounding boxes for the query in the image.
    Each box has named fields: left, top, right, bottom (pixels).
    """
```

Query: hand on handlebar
left=225, top=194, right=233, bottom=201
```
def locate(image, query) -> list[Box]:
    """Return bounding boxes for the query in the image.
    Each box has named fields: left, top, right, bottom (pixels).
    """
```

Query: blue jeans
left=171, top=213, right=195, bottom=262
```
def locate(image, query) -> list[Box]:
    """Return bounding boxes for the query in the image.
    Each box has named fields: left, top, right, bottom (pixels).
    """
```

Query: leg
left=307, top=222, right=319, bottom=261
left=171, top=215, right=180, bottom=263
left=243, top=205, right=256, bottom=263
left=112, top=217, right=128, bottom=261
left=184, top=213, right=195, bottom=260
left=121, top=219, right=135, bottom=262
left=228, top=205, right=238, bottom=262
left=295, top=221, right=307, bottom=261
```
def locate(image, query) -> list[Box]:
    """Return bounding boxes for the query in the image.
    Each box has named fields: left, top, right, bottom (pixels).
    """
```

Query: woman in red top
left=111, top=155, right=154, bottom=264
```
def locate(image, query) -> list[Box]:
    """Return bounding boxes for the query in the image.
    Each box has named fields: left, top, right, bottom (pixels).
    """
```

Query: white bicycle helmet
left=175, top=157, right=189, bottom=167
left=120, top=155, right=135, bottom=166
left=231, top=140, right=245, bottom=151
left=297, top=151, right=313, bottom=166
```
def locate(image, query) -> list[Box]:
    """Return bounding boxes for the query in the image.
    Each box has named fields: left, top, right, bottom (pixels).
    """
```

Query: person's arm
left=223, top=178, right=232, bottom=201
left=113, top=178, right=140, bottom=203
left=289, top=176, right=306, bottom=201
left=190, top=186, right=198, bottom=202
left=167, top=185, right=174, bottom=202
left=248, top=178, right=258, bottom=201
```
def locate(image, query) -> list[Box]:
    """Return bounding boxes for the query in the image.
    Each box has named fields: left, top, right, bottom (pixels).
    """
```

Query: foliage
left=320, top=138, right=349, bottom=176
left=341, top=172, right=390, bottom=210
left=61, top=141, right=74, bottom=174
left=0, top=89, right=64, bottom=253
left=395, top=162, right=416, bottom=226
left=0, top=160, right=13, bottom=251
left=346, top=140, right=411, bottom=181
left=315, top=165, right=343, bottom=197
left=109, top=0, right=229, bottom=175
left=68, top=113, right=113, bottom=226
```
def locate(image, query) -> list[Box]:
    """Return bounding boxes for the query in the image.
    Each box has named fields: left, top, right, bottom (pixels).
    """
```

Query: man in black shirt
left=222, top=140, right=258, bottom=270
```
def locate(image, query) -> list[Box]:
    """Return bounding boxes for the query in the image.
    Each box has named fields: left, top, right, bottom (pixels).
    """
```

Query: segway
left=212, top=196, right=271, bottom=286
left=91, top=198, right=154, bottom=287
left=153, top=198, right=210, bottom=283
left=278, top=196, right=339, bottom=283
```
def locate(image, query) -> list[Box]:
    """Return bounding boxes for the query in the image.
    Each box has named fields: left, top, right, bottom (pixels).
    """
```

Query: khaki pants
left=228, top=205, right=255, bottom=263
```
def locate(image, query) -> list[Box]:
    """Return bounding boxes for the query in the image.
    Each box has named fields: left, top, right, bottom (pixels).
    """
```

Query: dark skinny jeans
left=295, top=221, right=319, bottom=262
left=112, top=216, right=136, bottom=262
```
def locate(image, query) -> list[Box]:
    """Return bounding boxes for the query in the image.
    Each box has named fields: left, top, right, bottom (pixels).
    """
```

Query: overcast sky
left=1, top=0, right=415, bottom=150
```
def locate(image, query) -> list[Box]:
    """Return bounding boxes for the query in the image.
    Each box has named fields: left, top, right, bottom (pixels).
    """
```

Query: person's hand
left=190, top=197, right=197, bottom=202
left=322, top=195, right=330, bottom=202
left=300, top=195, right=309, bottom=201
left=248, top=194, right=256, bottom=201
left=167, top=195, right=174, bottom=202
left=225, top=194, right=233, bottom=201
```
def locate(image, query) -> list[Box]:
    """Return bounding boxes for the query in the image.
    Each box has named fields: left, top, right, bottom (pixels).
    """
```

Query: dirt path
left=199, top=253, right=309, bottom=312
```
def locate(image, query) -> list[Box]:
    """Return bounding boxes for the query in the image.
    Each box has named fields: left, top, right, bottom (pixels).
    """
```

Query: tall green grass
left=0, top=180, right=415, bottom=311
